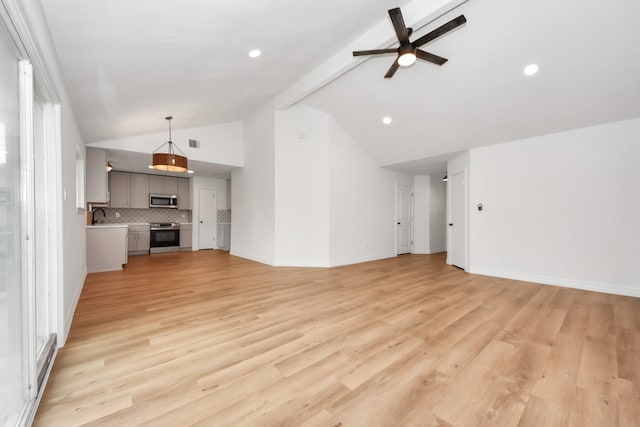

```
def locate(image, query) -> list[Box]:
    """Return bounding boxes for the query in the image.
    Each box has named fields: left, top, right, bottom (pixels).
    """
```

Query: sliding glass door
left=0, top=25, right=29, bottom=426
left=0, top=6, right=60, bottom=424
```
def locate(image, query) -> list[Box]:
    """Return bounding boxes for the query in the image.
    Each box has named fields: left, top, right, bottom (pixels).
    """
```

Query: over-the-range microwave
left=149, top=194, right=178, bottom=208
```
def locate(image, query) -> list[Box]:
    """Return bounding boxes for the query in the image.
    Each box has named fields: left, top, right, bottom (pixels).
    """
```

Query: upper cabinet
left=177, top=178, right=190, bottom=210
left=109, top=171, right=130, bottom=208
left=110, top=171, right=190, bottom=210
left=85, top=147, right=109, bottom=203
left=149, top=175, right=178, bottom=195
left=130, top=174, right=149, bottom=209
left=110, top=172, right=150, bottom=209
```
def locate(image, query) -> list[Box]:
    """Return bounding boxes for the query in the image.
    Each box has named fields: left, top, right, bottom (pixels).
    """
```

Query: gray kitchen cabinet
left=164, top=177, right=178, bottom=195
left=180, top=223, right=192, bottom=250
left=128, top=224, right=150, bottom=255
left=130, top=173, right=149, bottom=208
left=177, top=178, right=190, bottom=210
left=217, top=224, right=230, bottom=250
left=149, top=175, right=164, bottom=194
left=216, top=225, right=225, bottom=249
left=86, top=147, right=109, bottom=204
left=109, top=171, right=130, bottom=208
left=149, top=175, right=178, bottom=195
left=87, top=225, right=128, bottom=272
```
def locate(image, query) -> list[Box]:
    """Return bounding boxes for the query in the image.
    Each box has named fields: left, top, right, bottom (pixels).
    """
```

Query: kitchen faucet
left=92, top=208, right=106, bottom=224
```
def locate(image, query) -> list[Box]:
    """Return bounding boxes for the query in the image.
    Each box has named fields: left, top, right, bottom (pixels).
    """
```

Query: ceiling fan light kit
left=353, top=7, right=467, bottom=78
left=152, top=116, right=189, bottom=172
left=397, top=45, right=417, bottom=67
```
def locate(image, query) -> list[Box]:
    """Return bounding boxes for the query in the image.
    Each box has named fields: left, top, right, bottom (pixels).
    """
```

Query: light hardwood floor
left=34, top=251, right=640, bottom=426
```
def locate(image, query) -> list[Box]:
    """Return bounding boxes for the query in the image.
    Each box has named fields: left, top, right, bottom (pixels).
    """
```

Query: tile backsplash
left=217, top=210, right=231, bottom=223
left=96, top=208, right=191, bottom=224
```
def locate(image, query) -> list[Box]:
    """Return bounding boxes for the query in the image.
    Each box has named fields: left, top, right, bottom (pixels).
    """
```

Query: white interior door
left=450, top=171, right=466, bottom=268
left=396, top=184, right=412, bottom=255
left=198, top=189, right=216, bottom=250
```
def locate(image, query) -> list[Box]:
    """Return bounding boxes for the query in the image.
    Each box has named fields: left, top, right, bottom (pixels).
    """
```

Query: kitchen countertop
left=86, top=224, right=128, bottom=229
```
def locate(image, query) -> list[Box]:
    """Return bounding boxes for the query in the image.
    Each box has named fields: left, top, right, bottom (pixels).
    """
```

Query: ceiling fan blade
left=416, top=49, right=448, bottom=65
left=384, top=60, right=400, bottom=78
left=388, top=7, right=410, bottom=44
left=413, top=15, right=467, bottom=48
left=353, top=48, right=398, bottom=57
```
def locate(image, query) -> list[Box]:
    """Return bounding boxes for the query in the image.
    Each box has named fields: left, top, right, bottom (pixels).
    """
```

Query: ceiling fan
left=353, top=7, right=467, bottom=78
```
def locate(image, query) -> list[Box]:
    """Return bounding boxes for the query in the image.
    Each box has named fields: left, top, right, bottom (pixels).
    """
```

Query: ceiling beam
left=273, top=0, right=468, bottom=110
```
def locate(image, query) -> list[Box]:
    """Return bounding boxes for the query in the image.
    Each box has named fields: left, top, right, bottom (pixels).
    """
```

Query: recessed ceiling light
left=523, top=63, right=539, bottom=76
left=148, top=165, right=154, bottom=169
left=248, top=49, right=261, bottom=58
left=382, top=116, right=392, bottom=125
left=187, top=170, right=194, bottom=174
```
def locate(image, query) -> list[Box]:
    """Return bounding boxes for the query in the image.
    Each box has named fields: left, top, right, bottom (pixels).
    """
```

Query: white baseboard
left=62, top=267, right=86, bottom=346
left=468, top=266, right=640, bottom=298
left=229, top=250, right=274, bottom=266
left=273, top=259, right=330, bottom=268
left=232, top=251, right=401, bottom=268
left=330, top=252, right=397, bottom=268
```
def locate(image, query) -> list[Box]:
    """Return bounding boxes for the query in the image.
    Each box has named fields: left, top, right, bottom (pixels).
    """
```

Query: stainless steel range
left=149, top=222, right=180, bottom=254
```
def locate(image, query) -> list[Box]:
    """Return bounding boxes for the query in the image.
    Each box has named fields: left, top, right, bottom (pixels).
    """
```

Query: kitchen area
left=85, top=147, right=231, bottom=273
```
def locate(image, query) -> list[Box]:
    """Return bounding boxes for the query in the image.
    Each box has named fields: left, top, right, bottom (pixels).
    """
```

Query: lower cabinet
left=180, top=223, right=192, bottom=250
left=217, top=224, right=230, bottom=250
left=87, top=226, right=128, bottom=272
left=127, top=224, right=150, bottom=255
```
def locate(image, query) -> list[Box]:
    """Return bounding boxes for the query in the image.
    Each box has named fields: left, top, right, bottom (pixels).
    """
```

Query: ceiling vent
left=188, top=139, right=200, bottom=148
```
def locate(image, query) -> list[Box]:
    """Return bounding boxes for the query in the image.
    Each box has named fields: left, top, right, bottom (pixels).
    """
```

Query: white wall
left=88, top=121, right=244, bottom=167
left=191, top=176, right=227, bottom=250
left=468, top=117, right=640, bottom=297
left=413, top=175, right=430, bottom=254
left=429, top=174, right=447, bottom=253
left=18, top=0, right=87, bottom=345
left=230, top=104, right=275, bottom=265
left=274, top=106, right=330, bottom=266
left=328, top=116, right=413, bottom=266
left=234, top=104, right=411, bottom=268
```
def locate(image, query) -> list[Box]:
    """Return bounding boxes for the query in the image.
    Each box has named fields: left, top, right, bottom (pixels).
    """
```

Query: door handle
left=449, top=223, right=453, bottom=226
left=397, top=222, right=400, bottom=225
left=200, top=221, right=203, bottom=223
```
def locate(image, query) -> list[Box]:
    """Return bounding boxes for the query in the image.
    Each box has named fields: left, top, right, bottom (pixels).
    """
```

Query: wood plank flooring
left=34, top=251, right=640, bottom=426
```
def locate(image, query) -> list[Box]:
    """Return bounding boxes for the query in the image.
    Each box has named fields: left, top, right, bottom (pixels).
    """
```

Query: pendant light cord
left=152, top=115, right=187, bottom=156
left=166, top=116, right=174, bottom=154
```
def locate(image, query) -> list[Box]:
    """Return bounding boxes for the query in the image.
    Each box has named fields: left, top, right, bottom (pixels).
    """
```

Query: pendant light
left=152, top=116, right=188, bottom=172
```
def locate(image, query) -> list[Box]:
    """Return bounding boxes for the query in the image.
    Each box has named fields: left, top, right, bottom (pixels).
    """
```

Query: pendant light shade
left=152, top=116, right=188, bottom=172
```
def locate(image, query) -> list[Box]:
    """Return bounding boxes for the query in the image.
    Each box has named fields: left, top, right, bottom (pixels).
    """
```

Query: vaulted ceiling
left=41, top=0, right=640, bottom=175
